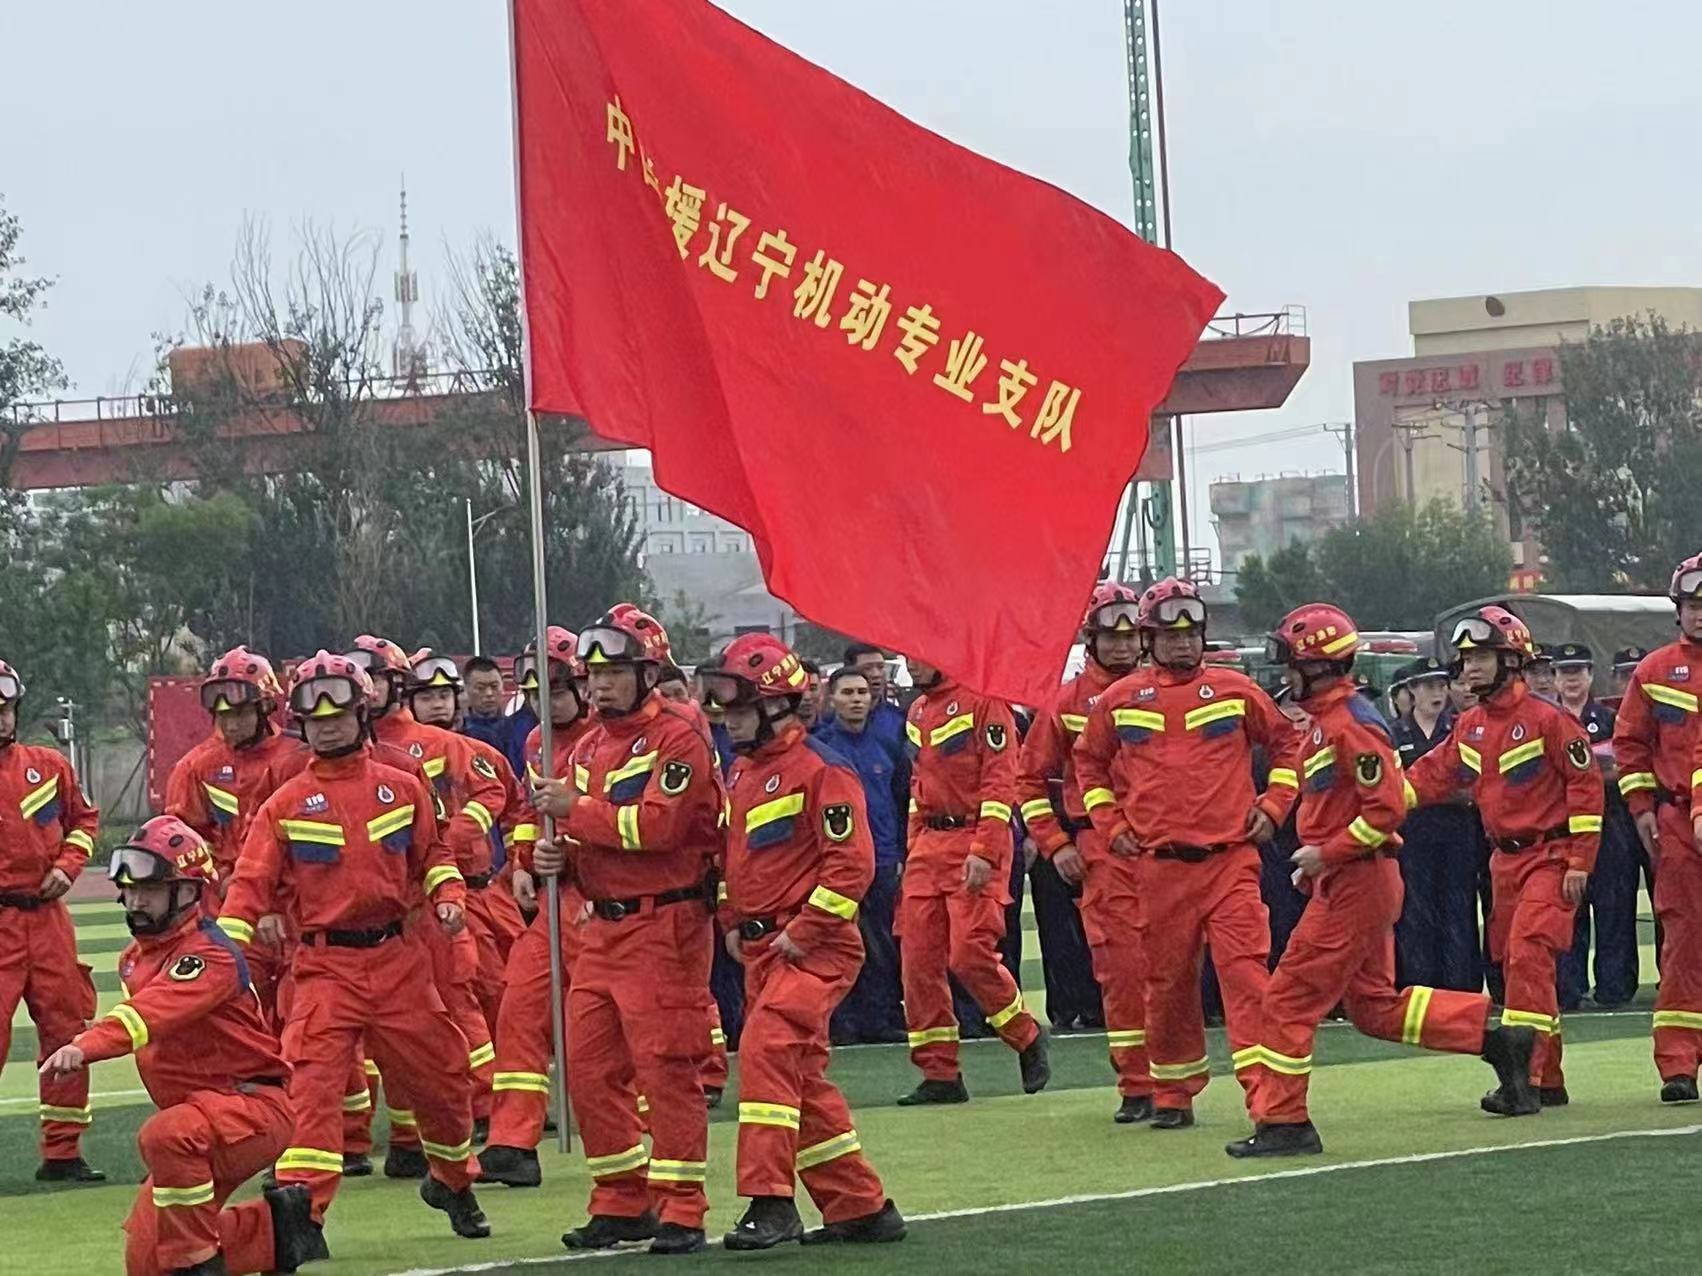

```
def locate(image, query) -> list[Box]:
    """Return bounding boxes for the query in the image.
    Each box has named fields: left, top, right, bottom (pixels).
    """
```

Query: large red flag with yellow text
left=512, top=0, right=1223, bottom=706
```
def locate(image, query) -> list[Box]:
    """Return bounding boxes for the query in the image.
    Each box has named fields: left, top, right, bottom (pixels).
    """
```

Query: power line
left=1189, top=423, right=1331, bottom=455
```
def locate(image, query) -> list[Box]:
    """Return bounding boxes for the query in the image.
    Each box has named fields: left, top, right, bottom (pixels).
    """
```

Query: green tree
left=1502, top=314, right=1702, bottom=590
left=0, top=194, right=67, bottom=484
left=1313, top=500, right=1511, bottom=630
left=1233, top=540, right=1327, bottom=632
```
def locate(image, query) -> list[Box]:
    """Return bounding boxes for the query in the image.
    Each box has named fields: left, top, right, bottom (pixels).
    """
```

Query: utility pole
left=1391, top=418, right=1435, bottom=504
left=1460, top=401, right=1482, bottom=511
left=1323, top=420, right=1356, bottom=517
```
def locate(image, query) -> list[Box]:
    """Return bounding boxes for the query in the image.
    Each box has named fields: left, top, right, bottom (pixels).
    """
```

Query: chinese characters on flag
left=511, top=0, right=1224, bottom=706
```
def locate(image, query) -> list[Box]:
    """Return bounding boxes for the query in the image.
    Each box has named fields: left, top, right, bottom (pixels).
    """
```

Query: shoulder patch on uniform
left=1354, top=752, right=1384, bottom=787
left=823, top=803, right=855, bottom=843
left=472, top=754, right=498, bottom=781
left=660, top=760, right=693, bottom=796
left=1567, top=739, right=1592, bottom=770
left=169, top=954, right=206, bottom=982
left=985, top=722, right=1008, bottom=752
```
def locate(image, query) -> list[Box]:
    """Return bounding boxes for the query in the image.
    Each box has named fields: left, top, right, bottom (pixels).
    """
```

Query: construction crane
left=1114, top=0, right=1180, bottom=582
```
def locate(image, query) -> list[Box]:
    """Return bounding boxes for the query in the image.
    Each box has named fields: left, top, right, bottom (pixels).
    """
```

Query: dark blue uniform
left=1558, top=698, right=1647, bottom=1007
left=1393, top=704, right=1487, bottom=992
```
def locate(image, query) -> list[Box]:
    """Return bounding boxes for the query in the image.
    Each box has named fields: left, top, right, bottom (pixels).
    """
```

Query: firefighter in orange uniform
left=1073, top=578, right=1299, bottom=1129
left=42, top=816, right=328, bottom=1276
left=345, top=634, right=501, bottom=1175
left=1408, top=606, right=1603, bottom=1110
left=405, top=648, right=527, bottom=1027
left=216, top=652, right=488, bottom=1239
left=481, top=625, right=594, bottom=1189
left=1227, top=604, right=1537, bottom=1158
left=1616, top=554, right=1702, bottom=1100
left=529, top=604, right=722, bottom=1256
left=701, top=635, right=905, bottom=1251
left=896, top=655, right=1049, bottom=1105
left=1017, top=581, right=1153, bottom=1124
left=165, top=647, right=304, bottom=1026
left=0, top=656, right=104, bottom=1182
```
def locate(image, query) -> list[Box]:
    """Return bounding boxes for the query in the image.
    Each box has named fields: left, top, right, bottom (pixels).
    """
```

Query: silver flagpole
left=508, top=0, right=570, bottom=1153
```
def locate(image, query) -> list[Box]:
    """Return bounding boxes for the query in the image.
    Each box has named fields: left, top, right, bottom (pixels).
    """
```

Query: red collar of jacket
left=1298, top=679, right=1357, bottom=718
left=748, top=721, right=807, bottom=764
left=596, top=692, right=663, bottom=740
left=131, top=908, right=204, bottom=957
left=1481, top=679, right=1530, bottom=716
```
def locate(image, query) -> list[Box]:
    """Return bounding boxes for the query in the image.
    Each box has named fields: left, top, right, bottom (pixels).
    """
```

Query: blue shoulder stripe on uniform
left=1346, top=693, right=1394, bottom=745
left=197, top=917, right=252, bottom=993
left=803, top=735, right=853, bottom=774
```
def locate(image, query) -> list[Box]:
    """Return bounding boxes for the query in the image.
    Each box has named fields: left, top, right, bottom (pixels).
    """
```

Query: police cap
left=1551, top=642, right=1593, bottom=670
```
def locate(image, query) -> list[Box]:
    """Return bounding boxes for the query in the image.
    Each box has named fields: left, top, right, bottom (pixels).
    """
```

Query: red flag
left=512, top=0, right=1223, bottom=706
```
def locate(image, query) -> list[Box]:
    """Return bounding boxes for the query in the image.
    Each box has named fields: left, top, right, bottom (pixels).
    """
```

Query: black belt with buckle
left=738, top=916, right=780, bottom=941
left=923, top=814, right=970, bottom=831
left=1151, top=843, right=1231, bottom=863
left=591, top=882, right=706, bottom=922
left=465, top=871, right=494, bottom=890
left=0, top=892, right=45, bottom=911
left=1491, top=823, right=1571, bottom=854
left=299, top=919, right=404, bottom=948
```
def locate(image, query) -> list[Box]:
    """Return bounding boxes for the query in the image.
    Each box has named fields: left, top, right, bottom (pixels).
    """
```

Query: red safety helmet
left=1081, top=581, right=1142, bottom=636
left=1670, top=552, right=1702, bottom=604
left=577, top=604, right=671, bottom=667
left=347, top=634, right=411, bottom=676
left=1266, top=603, right=1362, bottom=668
left=699, top=634, right=808, bottom=709
left=109, top=815, right=220, bottom=890
left=0, top=657, right=23, bottom=706
left=288, top=650, right=374, bottom=719
left=516, top=626, right=581, bottom=691
left=407, top=647, right=463, bottom=692
left=1450, top=605, right=1536, bottom=662
left=200, top=646, right=283, bottom=714
left=1136, top=577, right=1207, bottom=632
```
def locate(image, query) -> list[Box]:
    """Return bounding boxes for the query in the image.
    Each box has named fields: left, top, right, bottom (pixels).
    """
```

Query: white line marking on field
left=380, top=1122, right=1702, bottom=1275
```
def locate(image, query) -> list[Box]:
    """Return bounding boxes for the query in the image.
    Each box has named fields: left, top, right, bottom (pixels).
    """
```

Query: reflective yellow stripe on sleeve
left=979, top=800, right=1012, bottom=822
left=1347, top=816, right=1388, bottom=848
left=1266, top=767, right=1299, bottom=789
left=1568, top=814, right=1603, bottom=835
left=1020, top=798, right=1054, bottom=823
left=462, top=800, right=494, bottom=834
left=807, top=885, right=859, bottom=920
left=1059, top=713, right=1089, bottom=734
left=107, top=1003, right=149, bottom=1051
left=1082, top=787, right=1116, bottom=812
left=617, top=804, right=642, bottom=850
left=64, top=829, right=95, bottom=854
left=423, top=865, right=464, bottom=894
left=1619, top=770, right=1658, bottom=796
left=215, top=916, right=254, bottom=944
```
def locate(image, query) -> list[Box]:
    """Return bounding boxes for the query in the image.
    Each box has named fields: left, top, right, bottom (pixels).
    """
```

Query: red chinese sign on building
left=1377, top=354, right=1558, bottom=399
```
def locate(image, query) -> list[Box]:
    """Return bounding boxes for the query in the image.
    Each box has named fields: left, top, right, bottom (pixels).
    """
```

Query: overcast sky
left=6, top=0, right=1699, bottom=555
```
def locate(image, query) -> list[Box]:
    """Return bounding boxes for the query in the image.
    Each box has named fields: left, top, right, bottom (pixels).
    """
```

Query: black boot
left=563, top=1211, right=659, bottom=1250
left=704, top=1086, right=724, bottom=1110
left=171, top=1256, right=229, bottom=1275
left=1224, top=1121, right=1324, bottom=1159
left=478, top=1144, right=542, bottom=1188
left=265, top=1183, right=330, bottom=1272
left=420, top=1175, right=491, bottom=1239
left=897, top=1075, right=969, bottom=1106
left=723, top=1196, right=804, bottom=1251
left=1479, top=1024, right=1540, bottom=1116
left=1114, top=1095, right=1155, bottom=1125
left=383, top=1145, right=428, bottom=1179
left=341, top=1152, right=373, bottom=1178
left=802, top=1199, right=908, bottom=1246
left=34, top=1157, right=106, bottom=1183
left=1019, top=1027, right=1052, bottom=1095
left=1539, top=1086, right=1570, bottom=1108
left=650, top=1222, right=708, bottom=1255
left=1150, top=1106, right=1195, bottom=1130
left=1661, top=1075, right=1700, bottom=1103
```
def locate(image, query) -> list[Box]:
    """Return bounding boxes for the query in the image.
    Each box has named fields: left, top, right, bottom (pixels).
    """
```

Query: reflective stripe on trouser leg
left=1652, top=836, right=1702, bottom=1081
left=945, top=889, right=1038, bottom=1053
left=899, top=890, right=962, bottom=1080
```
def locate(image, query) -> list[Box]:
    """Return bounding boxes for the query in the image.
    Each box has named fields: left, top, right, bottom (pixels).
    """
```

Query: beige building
left=1353, top=286, right=1702, bottom=577
left=1210, top=473, right=1349, bottom=577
